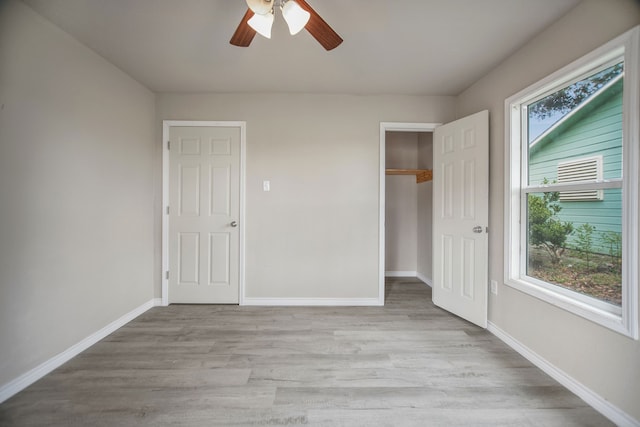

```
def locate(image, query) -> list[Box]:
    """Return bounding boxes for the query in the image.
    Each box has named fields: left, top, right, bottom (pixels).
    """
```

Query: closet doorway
left=379, top=123, right=439, bottom=301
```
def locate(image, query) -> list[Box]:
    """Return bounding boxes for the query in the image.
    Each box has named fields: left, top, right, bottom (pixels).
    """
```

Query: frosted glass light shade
left=281, top=0, right=310, bottom=35
left=248, top=10, right=274, bottom=39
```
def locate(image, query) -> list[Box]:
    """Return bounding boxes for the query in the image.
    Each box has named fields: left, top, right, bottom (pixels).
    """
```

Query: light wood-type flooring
left=0, top=278, right=614, bottom=426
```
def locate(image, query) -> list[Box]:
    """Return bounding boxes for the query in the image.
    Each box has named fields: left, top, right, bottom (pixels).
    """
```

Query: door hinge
left=486, top=226, right=489, bottom=233
left=167, top=140, right=170, bottom=150
left=165, top=271, right=170, bottom=279
left=166, top=206, right=170, bottom=215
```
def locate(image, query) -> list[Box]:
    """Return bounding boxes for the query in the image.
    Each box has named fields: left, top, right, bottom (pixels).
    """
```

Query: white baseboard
left=242, top=298, right=383, bottom=306
left=487, top=321, right=639, bottom=427
left=385, top=271, right=417, bottom=277
left=0, top=298, right=159, bottom=404
left=416, top=272, right=433, bottom=287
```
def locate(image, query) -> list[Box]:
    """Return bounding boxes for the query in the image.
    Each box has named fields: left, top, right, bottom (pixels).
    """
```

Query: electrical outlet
left=490, top=280, right=498, bottom=295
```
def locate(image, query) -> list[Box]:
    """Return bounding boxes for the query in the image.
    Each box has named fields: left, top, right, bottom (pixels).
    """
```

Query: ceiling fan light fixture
left=281, top=0, right=310, bottom=35
left=231, top=0, right=343, bottom=50
left=247, top=9, right=274, bottom=39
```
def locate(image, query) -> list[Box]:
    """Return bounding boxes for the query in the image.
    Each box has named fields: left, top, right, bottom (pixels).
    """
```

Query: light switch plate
left=490, top=280, right=498, bottom=295
left=263, top=180, right=270, bottom=192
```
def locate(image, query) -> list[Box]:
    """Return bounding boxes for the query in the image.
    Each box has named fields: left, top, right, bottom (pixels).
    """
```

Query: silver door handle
left=230, top=221, right=238, bottom=227
left=473, top=226, right=483, bottom=233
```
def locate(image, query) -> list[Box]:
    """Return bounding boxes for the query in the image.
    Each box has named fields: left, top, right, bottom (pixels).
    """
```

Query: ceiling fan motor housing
left=246, top=0, right=273, bottom=15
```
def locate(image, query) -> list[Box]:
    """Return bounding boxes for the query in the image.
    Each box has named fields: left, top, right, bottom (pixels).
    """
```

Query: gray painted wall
left=0, top=1, right=156, bottom=387
left=156, top=95, right=456, bottom=299
left=455, top=0, right=640, bottom=420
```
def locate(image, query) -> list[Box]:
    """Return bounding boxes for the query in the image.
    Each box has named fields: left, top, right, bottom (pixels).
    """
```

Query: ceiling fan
left=230, top=0, right=343, bottom=51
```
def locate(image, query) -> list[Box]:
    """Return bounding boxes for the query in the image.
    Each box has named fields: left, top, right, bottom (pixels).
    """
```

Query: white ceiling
left=22, top=0, right=581, bottom=95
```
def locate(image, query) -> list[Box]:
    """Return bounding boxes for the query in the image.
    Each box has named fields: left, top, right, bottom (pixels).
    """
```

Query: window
left=505, top=27, right=639, bottom=338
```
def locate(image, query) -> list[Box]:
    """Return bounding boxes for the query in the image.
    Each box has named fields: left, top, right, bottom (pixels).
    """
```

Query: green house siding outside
left=528, top=79, right=622, bottom=254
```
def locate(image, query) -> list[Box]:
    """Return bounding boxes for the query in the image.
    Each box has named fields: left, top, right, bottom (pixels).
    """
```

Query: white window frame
left=504, top=26, right=639, bottom=339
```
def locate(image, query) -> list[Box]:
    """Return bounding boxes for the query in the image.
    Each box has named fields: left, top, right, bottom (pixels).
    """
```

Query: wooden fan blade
left=230, top=8, right=257, bottom=47
left=295, top=0, right=343, bottom=51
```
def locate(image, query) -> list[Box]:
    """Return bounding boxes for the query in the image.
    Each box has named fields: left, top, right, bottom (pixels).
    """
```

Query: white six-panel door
left=168, top=126, right=241, bottom=304
left=432, top=111, right=489, bottom=327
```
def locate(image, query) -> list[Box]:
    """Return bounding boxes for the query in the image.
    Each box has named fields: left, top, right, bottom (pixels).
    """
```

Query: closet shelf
left=386, top=168, right=433, bottom=183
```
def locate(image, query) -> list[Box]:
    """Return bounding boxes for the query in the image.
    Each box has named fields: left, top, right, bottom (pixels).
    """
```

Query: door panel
left=169, top=126, right=240, bottom=304
left=432, top=110, right=489, bottom=327
left=210, top=165, right=230, bottom=216
left=178, top=232, right=200, bottom=284
left=209, top=232, right=230, bottom=285
left=179, top=165, right=200, bottom=216
left=441, top=234, right=453, bottom=291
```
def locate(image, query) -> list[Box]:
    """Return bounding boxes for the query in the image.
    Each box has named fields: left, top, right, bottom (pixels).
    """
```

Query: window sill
left=504, top=276, right=634, bottom=338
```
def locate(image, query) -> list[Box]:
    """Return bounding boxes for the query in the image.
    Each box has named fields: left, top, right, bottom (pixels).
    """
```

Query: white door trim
left=161, top=120, right=246, bottom=306
left=379, top=122, right=441, bottom=304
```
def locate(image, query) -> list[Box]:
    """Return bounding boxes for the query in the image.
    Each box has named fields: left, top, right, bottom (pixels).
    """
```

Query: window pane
left=526, top=190, right=622, bottom=307
left=527, top=62, right=623, bottom=186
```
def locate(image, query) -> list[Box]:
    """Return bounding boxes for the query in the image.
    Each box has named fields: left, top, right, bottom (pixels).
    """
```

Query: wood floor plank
left=0, top=278, right=614, bottom=426
left=274, top=385, right=591, bottom=410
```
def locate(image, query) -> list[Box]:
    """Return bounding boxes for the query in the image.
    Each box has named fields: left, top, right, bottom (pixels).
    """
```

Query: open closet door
left=432, top=110, right=489, bottom=328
